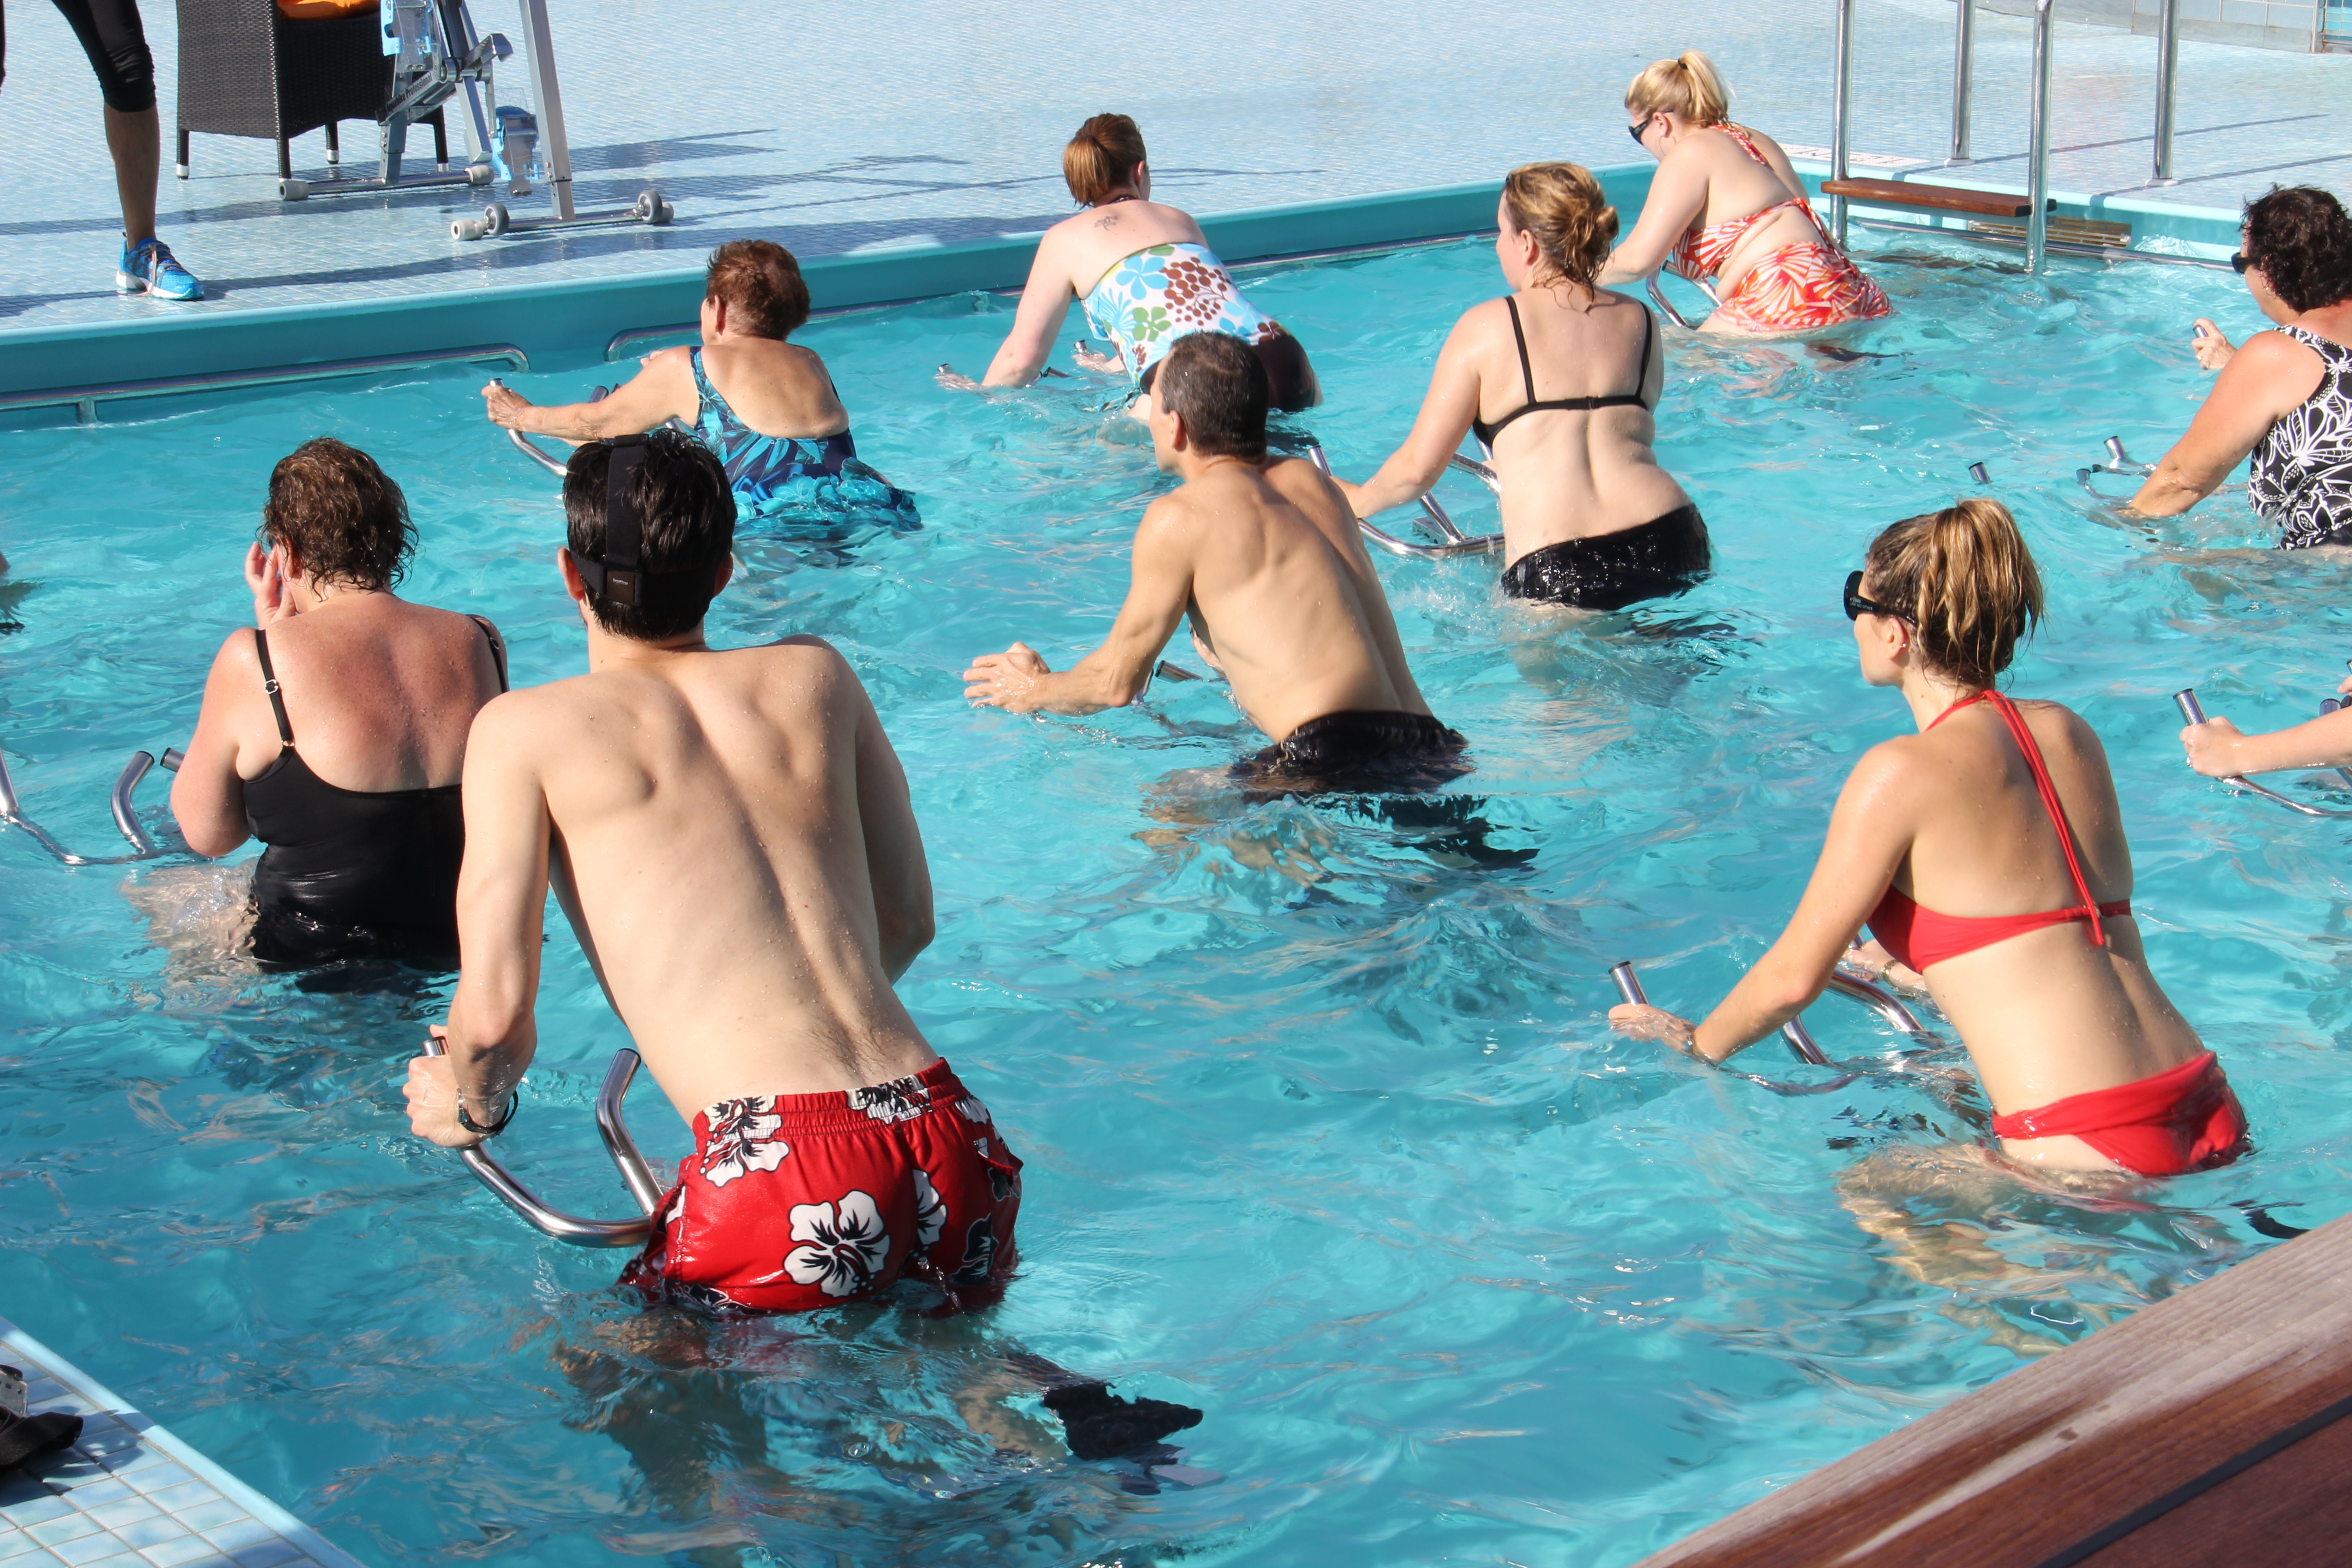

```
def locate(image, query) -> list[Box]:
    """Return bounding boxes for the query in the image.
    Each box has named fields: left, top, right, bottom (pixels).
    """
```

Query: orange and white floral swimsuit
left=1668, top=125, right=1892, bottom=334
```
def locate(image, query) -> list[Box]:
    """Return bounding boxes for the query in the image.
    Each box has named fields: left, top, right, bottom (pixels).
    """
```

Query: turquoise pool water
left=3, top=232, right=2349, bottom=1568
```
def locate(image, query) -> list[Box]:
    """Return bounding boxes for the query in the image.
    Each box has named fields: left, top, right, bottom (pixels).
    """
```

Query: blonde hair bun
left=1863, top=498, right=2044, bottom=687
left=1625, top=49, right=1731, bottom=127
left=1502, top=162, right=1618, bottom=291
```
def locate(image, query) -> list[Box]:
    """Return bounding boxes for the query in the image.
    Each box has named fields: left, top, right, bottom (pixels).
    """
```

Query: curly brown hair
left=261, top=438, right=414, bottom=592
left=1862, top=498, right=2043, bottom=689
left=1502, top=162, right=1619, bottom=293
left=705, top=239, right=811, bottom=340
left=2241, top=186, right=2352, bottom=314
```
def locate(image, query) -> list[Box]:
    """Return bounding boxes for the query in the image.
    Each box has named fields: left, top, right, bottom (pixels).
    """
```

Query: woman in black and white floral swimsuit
left=2131, top=184, right=2352, bottom=548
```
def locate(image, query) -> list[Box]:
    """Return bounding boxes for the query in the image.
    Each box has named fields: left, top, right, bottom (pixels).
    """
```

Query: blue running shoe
left=117, top=237, right=204, bottom=301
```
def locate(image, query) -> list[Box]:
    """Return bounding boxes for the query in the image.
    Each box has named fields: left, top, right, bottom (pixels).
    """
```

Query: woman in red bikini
left=1610, top=499, right=2247, bottom=1179
left=1597, top=51, right=1891, bottom=337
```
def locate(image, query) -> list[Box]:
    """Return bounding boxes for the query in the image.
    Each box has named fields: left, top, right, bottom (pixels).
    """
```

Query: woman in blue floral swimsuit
left=484, top=240, right=919, bottom=533
left=960, top=113, right=1320, bottom=412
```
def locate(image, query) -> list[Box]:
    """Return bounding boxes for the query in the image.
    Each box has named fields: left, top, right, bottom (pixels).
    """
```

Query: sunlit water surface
left=4, top=234, right=2350, bottom=1568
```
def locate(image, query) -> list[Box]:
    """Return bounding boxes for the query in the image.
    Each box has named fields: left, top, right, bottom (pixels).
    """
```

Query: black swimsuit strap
left=1505, top=295, right=1537, bottom=407
left=1634, top=300, right=1656, bottom=409
left=252, top=628, right=294, bottom=746
left=468, top=615, right=509, bottom=693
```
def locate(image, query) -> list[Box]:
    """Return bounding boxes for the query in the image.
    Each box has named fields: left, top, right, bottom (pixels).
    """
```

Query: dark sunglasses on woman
left=2231, top=251, right=2253, bottom=274
left=1843, top=570, right=1907, bottom=622
left=1628, top=112, right=1658, bottom=148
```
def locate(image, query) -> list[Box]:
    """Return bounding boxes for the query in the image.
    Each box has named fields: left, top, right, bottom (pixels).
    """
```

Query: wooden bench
left=1821, top=176, right=2046, bottom=218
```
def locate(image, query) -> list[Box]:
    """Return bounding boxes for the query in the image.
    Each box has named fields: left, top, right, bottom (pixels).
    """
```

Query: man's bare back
left=963, top=332, right=1444, bottom=769
left=455, top=630, right=936, bottom=1120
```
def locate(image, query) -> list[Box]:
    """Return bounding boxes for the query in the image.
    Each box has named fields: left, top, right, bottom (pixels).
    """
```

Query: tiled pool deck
left=0, top=0, right=2346, bottom=334
left=0, top=1320, right=357, bottom=1568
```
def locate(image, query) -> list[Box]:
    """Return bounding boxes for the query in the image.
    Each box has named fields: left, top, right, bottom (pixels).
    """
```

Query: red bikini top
left=1867, top=690, right=2130, bottom=973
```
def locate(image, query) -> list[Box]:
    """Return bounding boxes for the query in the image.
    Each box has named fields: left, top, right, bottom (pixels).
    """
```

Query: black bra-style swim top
left=1469, top=295, right=1655, bottom=449
left=242, top=617, right=506, bottom=965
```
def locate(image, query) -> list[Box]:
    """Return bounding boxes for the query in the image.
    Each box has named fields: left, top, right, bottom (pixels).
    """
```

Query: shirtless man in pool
left=962, top=331, right=1461, bottom=793
left=402, top=429, right=1198, bottom=1454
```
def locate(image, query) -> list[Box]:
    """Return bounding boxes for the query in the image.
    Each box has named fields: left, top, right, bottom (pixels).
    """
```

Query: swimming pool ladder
left=421, top=1034, right=662, bottom=1247
left=1303, top=447, right=1504, bottom=559
left=2176, top=688, right=2352, bottom=820
left=0, top=746, right=184, bottom=865
left=2078, top=436, right=2242, bottom=501
left=1609, top=958, right=1930, bottom=1086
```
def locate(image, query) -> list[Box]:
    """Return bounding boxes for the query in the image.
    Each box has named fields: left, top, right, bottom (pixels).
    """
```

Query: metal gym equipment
left=1608, top=959, right=1931, bottom=1072
left=2078, top=435, right=2242, bottom=500
left=270, top=0, right=674, bottom=241
left=2176, top=688, right=2352, bottom=821
left=0, top=747, right=184, bottom=865
left=420, top=1033, right=662, bottom=1246
left=1303, top=446, right=1503, bottom=560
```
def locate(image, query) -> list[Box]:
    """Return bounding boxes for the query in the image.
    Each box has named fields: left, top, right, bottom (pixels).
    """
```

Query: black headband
left=573, top=434, right=721, bottom=611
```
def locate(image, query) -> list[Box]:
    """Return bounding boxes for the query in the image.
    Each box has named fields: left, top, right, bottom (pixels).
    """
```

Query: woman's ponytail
left=1625, top=49, right=1731, bottom=127
left=1063, top=113, right=1148, bottom=206
left=1863, top=498, right=2043, bottom=688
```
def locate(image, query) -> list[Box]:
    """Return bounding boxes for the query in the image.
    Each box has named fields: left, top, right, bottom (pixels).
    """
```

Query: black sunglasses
left=2230, top=251, right=2254, bottom=274
left=1628, top=112, right=1658, bottom=148
left=1843, top=570, right=1907, bottom=622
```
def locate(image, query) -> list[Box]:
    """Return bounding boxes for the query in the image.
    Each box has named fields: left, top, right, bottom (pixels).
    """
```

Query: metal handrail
left=1, top=347, right=529, bottom=423
left=2151, top=0, right=2181, bottom=185
left=0, top=745, right=183, bottom=865
left=2027, top=0, right=2056, bottom=274
left=1949, top=0, right=1976, bottom=165
left=2177, top=688, right=2352, bottom=819
left=1831, top=0, right=1856, bottom=247
left=1646, top=276, right=1699, bottom=331
left=1305, top=447, right=1503, bottom=559
left=421, top=1035, right=660, bottom=1247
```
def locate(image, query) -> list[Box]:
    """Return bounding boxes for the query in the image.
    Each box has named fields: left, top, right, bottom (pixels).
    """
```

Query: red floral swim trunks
left=619, top=1058, right=1022, bottom=1314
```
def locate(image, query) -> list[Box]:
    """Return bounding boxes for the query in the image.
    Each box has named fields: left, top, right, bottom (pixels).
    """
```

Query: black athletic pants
left=0, top=0, right=160, bottom=113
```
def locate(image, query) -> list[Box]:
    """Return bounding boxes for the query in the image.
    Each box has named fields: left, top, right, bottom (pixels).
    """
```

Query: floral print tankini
left=1666, top=124, right=1892, bottom=335
left=2249, top=324, right=2352, bottom=549
left=690, top=348, right=920, bottom=533
left=1081, top=241, right=1287, bottom=380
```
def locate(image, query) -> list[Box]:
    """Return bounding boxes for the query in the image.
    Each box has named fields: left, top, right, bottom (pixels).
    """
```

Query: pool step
left=0, top=1315, right=362, bottom=1568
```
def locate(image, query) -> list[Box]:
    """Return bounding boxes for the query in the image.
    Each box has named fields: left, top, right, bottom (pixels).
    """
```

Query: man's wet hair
left=1156, top=333, right=1269, bottom=461
left=563, top=429, right=736, bottom=641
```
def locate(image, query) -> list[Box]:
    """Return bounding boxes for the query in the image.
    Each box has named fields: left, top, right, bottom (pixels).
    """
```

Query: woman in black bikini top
left=171, top=439, right=509, bottom=966
left=1333, top=161, right=1708, bottom=613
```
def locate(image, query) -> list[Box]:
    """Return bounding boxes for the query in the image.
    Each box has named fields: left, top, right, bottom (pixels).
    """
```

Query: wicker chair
left=174, top=0, right=446, bottom=181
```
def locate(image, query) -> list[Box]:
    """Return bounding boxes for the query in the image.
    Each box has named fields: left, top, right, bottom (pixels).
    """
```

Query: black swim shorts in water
left=1499, top=504, right=1710, bottom=612
left=1235, top=709, right=1469, bottom=800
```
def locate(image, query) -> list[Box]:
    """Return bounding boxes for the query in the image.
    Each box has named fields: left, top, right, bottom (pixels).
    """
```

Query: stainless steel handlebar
left=1305, top=446, right=1504, bottom=559
left=494, top=379, right=606, bottom=477
left=1610, top=959, right=1927, bottom=1070
left=2081, top=435, right=2241, bottom=500
left=420, top=1035, right=661, bottom=1247
left=2177, top=687, right=2352, bottom=818
left=1, top=745, right=184, bottom=865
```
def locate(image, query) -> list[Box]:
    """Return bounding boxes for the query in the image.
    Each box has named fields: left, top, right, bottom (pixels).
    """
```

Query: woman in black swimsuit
left=172, top=439, right=507, bottom=965
left=1334, top=162, right=1707, bottom=612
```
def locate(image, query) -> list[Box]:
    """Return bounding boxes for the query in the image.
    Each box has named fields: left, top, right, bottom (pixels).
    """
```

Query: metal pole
left=1832, top=0, right=1856, bottom=245
left=1949, top=0, right=1975, bottom=164
left=2151, top=0, right=2180, bottom=185
left=2027, top=0, right=2055, bottom=275
left=515, top=0, right=576, bottom=220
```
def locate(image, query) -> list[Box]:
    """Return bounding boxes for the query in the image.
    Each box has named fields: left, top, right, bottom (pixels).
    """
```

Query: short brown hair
left=1502, top=163, right=1619, bottom=293
left=1156, top=332, right=1268, bottom=461
left=1863, top=498, right=2043, bottom=688
left=704, top=239, right=811, bottom=340
left=261, top=438, right=414, bottom=591
left=1626, top=51, right=1731, bottom=127
left=2241, top=186, right=2352, bottom=314
left=1063, top=113, right=1147, bottom=206
left=563, top=428, right=736, bottom=642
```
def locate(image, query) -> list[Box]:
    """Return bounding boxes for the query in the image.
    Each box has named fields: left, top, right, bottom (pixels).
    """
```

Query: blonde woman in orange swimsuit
left=1597, top=51, right=1891, bottom=337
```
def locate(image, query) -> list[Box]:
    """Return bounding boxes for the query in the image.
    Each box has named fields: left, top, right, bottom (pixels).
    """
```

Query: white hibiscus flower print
left=955, top=1095, right=992, bottom=1125
left=778, top=1191, right=891, bottom=1298
left=912, top=1169, right=946, bottom=1248
left=850, top=1075, right=928, bottom=1124
left=701, top=1098, right=791, bottom=1187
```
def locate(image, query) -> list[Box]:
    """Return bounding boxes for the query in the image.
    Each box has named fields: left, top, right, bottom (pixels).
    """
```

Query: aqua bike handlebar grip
left=2176, top=689, right=2208, bottom=726
left=1608, top=962, right=1649, bottom=1008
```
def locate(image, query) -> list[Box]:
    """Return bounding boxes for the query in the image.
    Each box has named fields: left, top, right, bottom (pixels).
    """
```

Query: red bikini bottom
left=1989, top=1051, right=2249, bottom=1176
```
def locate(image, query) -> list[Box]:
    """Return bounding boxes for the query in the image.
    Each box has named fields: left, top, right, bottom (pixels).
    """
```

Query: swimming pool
left=3, top=229, right=2347, bottom=1567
